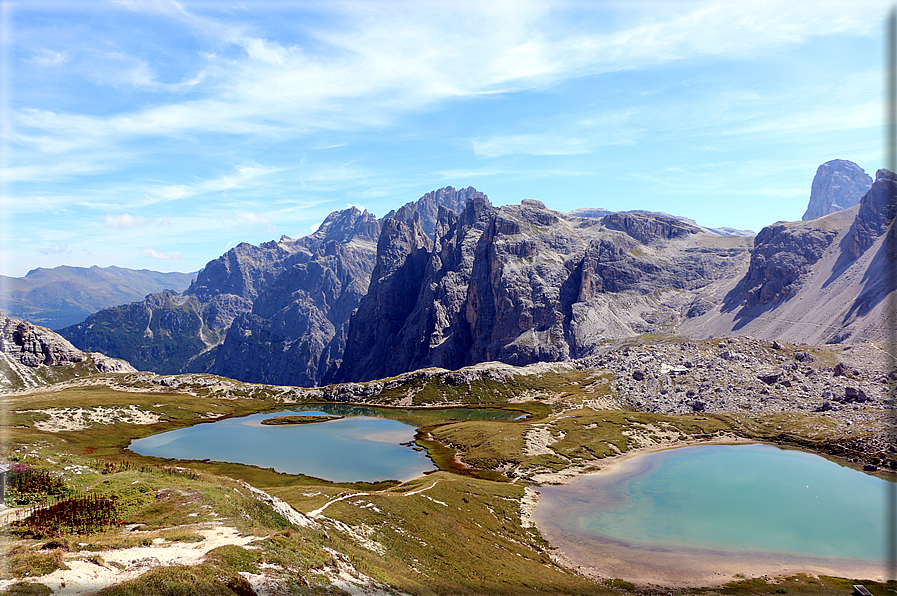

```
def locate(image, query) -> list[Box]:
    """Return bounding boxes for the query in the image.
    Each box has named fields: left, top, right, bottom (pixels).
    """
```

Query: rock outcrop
left=0, top=309, right=135, bottom=390
left=326, top=210, right=434, bottom=384
left=1, top=310, right=85, bottom=367
left=735, top=222, right=839, bottom=308
left=384, top=186, right=485, bottom=238
left=686, top=169, right=897, bottom=344
left=801, top=159, right=872, bottom=221
left=601, top=211, right=701, bottom=244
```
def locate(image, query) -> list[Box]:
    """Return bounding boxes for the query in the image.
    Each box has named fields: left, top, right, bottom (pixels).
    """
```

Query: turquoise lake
left=536, top=443, right=889, bottom=562
left=129, top=404, right=520, bottom=483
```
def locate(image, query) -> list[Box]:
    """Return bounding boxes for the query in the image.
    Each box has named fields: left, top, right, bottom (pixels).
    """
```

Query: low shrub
left=23, top=494, right=119, bottom=537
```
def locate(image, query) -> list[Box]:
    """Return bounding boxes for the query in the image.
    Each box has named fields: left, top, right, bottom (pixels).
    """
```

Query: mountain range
left=53, top=161, right=893, bottom=386
left=0, top=266, right=194, bottom=330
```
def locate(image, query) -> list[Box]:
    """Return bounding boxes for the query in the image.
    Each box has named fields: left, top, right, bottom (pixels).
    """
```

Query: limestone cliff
left=330, top=199, right=751, bottom=382
left=1, top=310, right=86, bottom=367
left=844, top=168, right=897, bottom=260
left=801, top=159, right=872, bottom=221
left=210, top=208, right=381, bottom=386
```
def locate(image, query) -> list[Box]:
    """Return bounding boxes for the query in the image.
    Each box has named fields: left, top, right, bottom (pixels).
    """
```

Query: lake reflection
left=130, top=409, right=436, bottom=482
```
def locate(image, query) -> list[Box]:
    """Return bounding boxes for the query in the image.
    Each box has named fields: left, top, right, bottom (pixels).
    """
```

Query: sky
left=0, top=0, right=889, bottom=277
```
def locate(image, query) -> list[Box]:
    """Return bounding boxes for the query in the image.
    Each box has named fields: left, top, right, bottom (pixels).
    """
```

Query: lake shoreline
left=523, top=438, right=889, bottom=587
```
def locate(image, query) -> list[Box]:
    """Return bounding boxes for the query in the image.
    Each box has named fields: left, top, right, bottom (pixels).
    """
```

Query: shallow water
left=537, top=444, right=889, bottom=562
left=129, top=404, right=519, bottom=482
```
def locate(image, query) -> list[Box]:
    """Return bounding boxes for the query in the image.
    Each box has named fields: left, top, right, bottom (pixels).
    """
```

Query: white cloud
left=38, top=245, right=71, bottom=255
left=234, top=211, right=273, bottom=227
left=12, top=0, right=887, bottom=160
left=1, top=160, right=109, bottom=182
left=142, top=247, right=182, bottom=260
left=104, top=214, right=153, bottom=228
left=29, top=49, right=68, bottom=68
left=472, top=134, right=593, bottom=158
left=147, top=165, right=283, bottom=203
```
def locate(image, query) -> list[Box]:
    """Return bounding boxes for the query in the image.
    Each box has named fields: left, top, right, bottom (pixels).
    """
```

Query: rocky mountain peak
left=801, top=159, right=872, bottom=221
left=312, top=206, right=380, bottom=245
left=328, top=211, right=434, bottom=384
left=385, top=185, right=488, bottom=238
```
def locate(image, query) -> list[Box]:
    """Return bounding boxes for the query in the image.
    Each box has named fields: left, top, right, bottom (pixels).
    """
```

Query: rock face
left=801, top=159, right=872, bottom=221
left=844, top=169, right=897, bottom=260
left=569, top=208, right=754, bottom=237
left=330, top=198, right=751, bottom=383
left=0, top=309, right=135, bottom=378
left=59, top=213, right=370, bottom=377
left=0, top=310, right=136, bottom=389
left=601, top=211, right=701, bottom=244
left=210, top=208, right=381, bottom=386
left=384, top=186, right=485, bottom=238
left=0, top=266, right=194, bottom=330
left=0, top=310, right=86, bottom=367
left=734, top=222, right=839, bottom=308
left=326, top=210, right=435, bottom=384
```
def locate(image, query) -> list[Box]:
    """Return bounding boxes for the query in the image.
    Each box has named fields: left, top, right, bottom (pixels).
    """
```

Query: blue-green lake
left=129, top=404, right=520, bottom=483
left=536, top=444, right=890, bottom=564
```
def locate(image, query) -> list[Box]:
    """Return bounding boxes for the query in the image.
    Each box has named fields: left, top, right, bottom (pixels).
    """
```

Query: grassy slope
left=0, top=366, right=891, bottom=596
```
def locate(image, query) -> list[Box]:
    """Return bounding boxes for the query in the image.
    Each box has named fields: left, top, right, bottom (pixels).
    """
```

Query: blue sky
left=0, top=0, right=888, bottom=277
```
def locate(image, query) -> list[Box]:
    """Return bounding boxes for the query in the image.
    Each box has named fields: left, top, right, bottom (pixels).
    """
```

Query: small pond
left=129, top=404, right=521, bottom=483
left=535, top=444, right=890, bottom=584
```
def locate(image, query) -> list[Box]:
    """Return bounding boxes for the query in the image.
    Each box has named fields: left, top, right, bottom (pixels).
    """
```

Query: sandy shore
left=521, top=438, right=890, bottom=588
left=535, top=521, right=889, bottom=588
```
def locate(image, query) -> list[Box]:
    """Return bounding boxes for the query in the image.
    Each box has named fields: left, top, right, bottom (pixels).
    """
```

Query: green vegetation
left=57, top=297, right=209, bottom=375
left=0, top=582, right=54, bottom=596
left=20, top=494, right=119, bottom=537
left=0, top=548, right=68, bottom=580
left=5, top=466, right=67, bottom=506
left=259, top=414, right=342, bottom=425
left=0, top=363, right=887, bottom=595
left=707, top=574, right=897, bottom=596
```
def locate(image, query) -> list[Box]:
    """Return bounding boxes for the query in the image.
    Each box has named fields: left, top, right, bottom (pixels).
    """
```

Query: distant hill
left=0, top=265, right=195, bottom=330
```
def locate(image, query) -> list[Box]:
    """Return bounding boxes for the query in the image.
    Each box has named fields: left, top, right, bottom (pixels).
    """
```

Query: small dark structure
left=853, top=585, right=872, bottom=596
left=0, top=463, right=11, bottom=506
